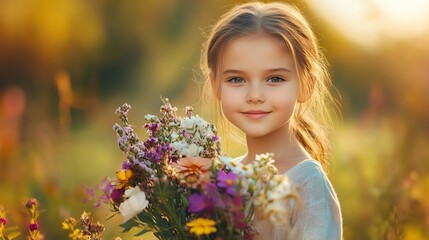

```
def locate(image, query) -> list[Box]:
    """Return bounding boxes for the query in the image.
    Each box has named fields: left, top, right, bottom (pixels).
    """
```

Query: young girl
left=200, top=2, right=342, bottom=239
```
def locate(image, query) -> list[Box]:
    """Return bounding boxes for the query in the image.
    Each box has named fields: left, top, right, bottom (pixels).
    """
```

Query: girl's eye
left=227, top=77, right=245, bottom=83
left=267, top=76, right=285, bottom=83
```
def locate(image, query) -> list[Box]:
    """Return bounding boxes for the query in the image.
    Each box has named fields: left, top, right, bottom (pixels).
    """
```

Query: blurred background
left=0, top=0, right=428, bottom=239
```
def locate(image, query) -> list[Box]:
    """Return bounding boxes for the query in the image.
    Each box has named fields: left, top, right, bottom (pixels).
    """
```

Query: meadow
left=0, top=1, right=428, bottom=239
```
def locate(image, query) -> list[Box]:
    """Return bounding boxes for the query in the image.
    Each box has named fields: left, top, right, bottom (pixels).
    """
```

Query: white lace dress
left=253, top=159, right=342, bottom=240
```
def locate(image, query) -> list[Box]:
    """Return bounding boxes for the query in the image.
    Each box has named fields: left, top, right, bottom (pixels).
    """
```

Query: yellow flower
left=61, top=221, right=70, bottom=230
left=115, top=169, right=133, bottom=189
left=69, top=228, right=81, bottom=239
left=186, top=218, right=217, bottom=236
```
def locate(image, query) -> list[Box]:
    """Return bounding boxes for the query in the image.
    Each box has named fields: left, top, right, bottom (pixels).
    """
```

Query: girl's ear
left=298, top=76, right=315, bottom=103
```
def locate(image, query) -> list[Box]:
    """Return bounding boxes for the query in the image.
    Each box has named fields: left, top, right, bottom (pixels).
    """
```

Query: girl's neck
left=242, top=124, right=311, bottom=173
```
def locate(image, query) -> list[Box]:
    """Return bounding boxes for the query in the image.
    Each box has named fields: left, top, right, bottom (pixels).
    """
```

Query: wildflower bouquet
left=99, top=98, right=297, bottom=239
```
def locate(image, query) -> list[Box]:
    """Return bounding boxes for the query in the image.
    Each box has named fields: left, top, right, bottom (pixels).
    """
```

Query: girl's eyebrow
left=221, top=69, right=245, bottom=75
left=266, top=68, right=292, bottom=73
left=222, top=68, right=292, bottom=75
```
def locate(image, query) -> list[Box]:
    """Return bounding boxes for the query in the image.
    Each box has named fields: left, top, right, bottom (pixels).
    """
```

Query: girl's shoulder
left=286, top=160, right=335, bottom=192
left=286, top=159, right=325, bottom=178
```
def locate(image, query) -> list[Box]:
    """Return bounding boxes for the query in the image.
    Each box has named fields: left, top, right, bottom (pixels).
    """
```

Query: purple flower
left=182, top=130, right=191, bottom=139
left=144, top=137, right=159, bottom=147
left=145, top=150, right=161, bottom=163
left=188, top=193, right=212, bottom=213
left=111, top=188, right=125, bottom=204
left=137, top=149, right=145, bottom=160
left=122, top=161, right=132, bottom=170
left=118, top=136, right=128, bottom=151
left=87, top=177, right=116, bottom=207
left=161, top=143, right=171, bottom=152
left=217, top=171, right=237, bottom=195
left=212, top=135, right=220, bottom=142
left=203, top=182, right=221, bottom=202
left=123, top=126, right=133, bottom=135
left=141, top=141, right=170, bottom=163
left=136, top=161, right=153, bottom=174
left=144, top=122, right=159, bottom=134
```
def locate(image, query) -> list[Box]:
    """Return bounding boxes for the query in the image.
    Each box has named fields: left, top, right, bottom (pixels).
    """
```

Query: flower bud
left=0, top=217, right=7, bottom=226
left=25, top=198, right=38, bottom=209
left=29, top=222, right=39, bottom=231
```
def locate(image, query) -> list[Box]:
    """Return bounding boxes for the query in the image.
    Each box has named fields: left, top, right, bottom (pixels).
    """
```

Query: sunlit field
left=0, top=0, right=428, bottom=239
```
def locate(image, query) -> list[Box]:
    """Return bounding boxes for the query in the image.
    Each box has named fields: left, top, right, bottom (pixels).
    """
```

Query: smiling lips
left=241, top=110, right=271, bottom=119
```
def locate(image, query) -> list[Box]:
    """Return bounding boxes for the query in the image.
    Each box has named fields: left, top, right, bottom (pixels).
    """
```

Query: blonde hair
left=200, top=2, right=335, bottom=168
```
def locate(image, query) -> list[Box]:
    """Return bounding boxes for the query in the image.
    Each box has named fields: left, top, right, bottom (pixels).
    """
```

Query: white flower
left=119, top=186, right=149, bottom=223
left=219, top=156, right=253, bottom=176
left=181, top=115, right=209, bottom=133
left=144, top=114, right=157, bottom=121
left=170, top=141, right=203, bottom=157
left=268, top=175, right=292, bottom=199
left=170, top=141, right=187, bottom=154
left=179, top=115, right=217, bottom=147
left=170, top=132, right=179, bottom=140
left=255, top=153, right=275, bottom=165
left=255, top=174, right=295, bottom=226
left=168, top=121, right=178, bottom=127
left=180, top=117, right=195, bottom=130
left=253, top=153, right=278, bottom=176
left=193, top=131, right=201, bottom=142
left=185, top=143, right=203, bottom=157
left=188, top=143, right=200, bottom=157
left=263, top=200, right=289, bottom=225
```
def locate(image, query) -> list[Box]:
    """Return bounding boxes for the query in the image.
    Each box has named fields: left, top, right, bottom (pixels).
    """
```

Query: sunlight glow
left=305, top=0, right=429, bottom=47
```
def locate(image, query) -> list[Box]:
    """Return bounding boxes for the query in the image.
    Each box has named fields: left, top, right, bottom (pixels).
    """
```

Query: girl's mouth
left=241, top=110, right=271, bottom=119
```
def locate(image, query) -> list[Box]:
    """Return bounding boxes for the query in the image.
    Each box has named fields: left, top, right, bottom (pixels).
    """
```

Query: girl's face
left=218, top=33, right=300, bottom=138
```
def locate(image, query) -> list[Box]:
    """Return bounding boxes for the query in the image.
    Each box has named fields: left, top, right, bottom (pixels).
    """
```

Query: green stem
left=159, top=186, right=188, bottom=239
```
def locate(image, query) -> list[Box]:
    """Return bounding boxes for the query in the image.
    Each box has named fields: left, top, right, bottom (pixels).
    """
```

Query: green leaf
left=119, top=218, right=137, bottom=233
left=134, top=228, right=151, bottom=236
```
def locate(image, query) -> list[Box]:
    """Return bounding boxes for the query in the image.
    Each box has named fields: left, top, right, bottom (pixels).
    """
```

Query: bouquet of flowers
left=97, top=98, right=297, bottom=240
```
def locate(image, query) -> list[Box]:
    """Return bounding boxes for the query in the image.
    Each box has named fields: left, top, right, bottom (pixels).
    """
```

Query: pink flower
left=188, top=193, right=211, bottom=213
left=29, top=222, right=39, bottom=231
left=172, top=156, right=212, bottom=188
left=25, top=198, right=37, bottom=209
left=217, top=170, right=237, bottom=195
left=0, top=217, right=6, bottom=226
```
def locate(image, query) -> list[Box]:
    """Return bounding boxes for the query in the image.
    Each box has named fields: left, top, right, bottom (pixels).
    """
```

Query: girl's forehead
left=219, top=33, right=295, bottom=72
left=225, top=33, right=289, bottom=51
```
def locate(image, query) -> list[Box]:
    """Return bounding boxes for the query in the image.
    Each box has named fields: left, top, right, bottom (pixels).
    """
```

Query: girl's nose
left=246, top=83, right=265, bottom=104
